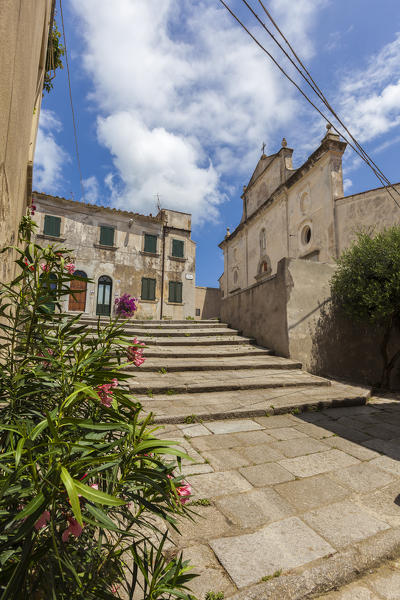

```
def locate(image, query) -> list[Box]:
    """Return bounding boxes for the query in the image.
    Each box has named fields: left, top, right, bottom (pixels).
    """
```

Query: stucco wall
left=195, top=287, right=221, bottom=320
left=221, top=257, right=400, bottom=388
left=335, top=184, right=400, bottom=254
left=0, top=0, right=52, bottom=282
left=33, top=195, right=196, bottom=319
left=220, top=261, right=289, bottom=357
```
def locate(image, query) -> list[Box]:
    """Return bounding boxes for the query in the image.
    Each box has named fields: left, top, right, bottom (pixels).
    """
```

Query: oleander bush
left=0, top=216, right=195, bottom=599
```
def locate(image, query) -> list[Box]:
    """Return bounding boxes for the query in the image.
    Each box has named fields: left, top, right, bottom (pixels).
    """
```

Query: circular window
left=301, top=225, right=312, bottom=245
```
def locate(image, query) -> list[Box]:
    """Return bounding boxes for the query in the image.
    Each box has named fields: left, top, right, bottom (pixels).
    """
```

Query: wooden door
left=68, top=271, right=87, bottom=312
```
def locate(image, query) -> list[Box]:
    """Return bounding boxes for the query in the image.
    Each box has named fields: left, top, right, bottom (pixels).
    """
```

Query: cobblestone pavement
left=156, top=396, right=400, bottom=599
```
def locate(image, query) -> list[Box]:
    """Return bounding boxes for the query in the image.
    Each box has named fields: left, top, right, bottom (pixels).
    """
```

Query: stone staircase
left=80, top=317, right=370, bottom=423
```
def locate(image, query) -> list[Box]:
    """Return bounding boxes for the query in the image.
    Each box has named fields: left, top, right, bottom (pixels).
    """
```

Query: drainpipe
left=160, top=223, right=166, bottom=319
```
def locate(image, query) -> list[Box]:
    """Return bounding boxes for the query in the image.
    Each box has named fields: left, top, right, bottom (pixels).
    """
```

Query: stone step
left=84, top=327, right=238, bottom=338
left=127, top=368, right=329, bottom=394
left=142, top=346, right=274, bottom=358
left=136, top=383, right=370, bottom=423
left=137, top=335, right=256, bottom=346
left=125, top=355, right=301, bottom=372
left=79, top=317, right=224, bottom=327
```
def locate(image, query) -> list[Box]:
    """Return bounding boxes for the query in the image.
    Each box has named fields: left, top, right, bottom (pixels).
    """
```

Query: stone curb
left=227, top=527, right=400, bottom=600
left=150, top=392, right=370, bottom=424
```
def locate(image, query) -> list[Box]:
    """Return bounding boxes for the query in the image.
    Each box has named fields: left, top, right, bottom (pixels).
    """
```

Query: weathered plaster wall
left=221, top=258, right=400, bottom=388
left=33, top=195, right=196, bottom=319
left=220, top=262, right=289, bottom=357
left=0, top=0, right=53, bottom=282
left=335, top=184, right=400, bottom=254
left=195, top=287, right=221, bottom=320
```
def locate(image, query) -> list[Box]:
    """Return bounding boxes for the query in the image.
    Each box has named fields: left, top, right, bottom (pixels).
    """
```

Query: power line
left=59, top=0, right=85, bottom=202
left=217, top=0, right=400, bottom=208
left=253, top=0, right=400, bottom=200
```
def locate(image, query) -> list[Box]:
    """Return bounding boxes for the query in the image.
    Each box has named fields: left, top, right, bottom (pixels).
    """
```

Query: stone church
left=219, top=125, right=400, bottom=297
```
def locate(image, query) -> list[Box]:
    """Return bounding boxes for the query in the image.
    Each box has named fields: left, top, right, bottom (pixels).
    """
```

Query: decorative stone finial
left=226, top=227, right=231, bottom=238
left=243, top=185, right=247, bottom=193
left=326, top=123, right=332, bottom=131
left=281, top=137, right=287, bottom=148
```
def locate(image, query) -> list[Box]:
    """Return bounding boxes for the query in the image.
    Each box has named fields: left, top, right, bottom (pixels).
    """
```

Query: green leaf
left=73, top=480, right=124, bottom=507
left=15, top=438, right=25, bottom=467
left=15, top=492, right=45, bottom=521
left=60, top=467, right=83, bottom=526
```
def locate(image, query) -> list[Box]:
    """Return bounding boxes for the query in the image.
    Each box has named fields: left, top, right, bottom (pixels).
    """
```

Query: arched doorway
left=68, top=270, right=88, bottom=312
left=96, top=275, right=112, bottom=316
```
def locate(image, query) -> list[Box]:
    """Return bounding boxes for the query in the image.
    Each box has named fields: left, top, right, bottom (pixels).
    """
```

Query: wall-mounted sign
left=185, top=274, right=194, bottom=280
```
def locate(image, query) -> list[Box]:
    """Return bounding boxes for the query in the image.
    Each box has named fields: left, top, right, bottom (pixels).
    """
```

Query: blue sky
left=34, top=0, right=400, bottom=287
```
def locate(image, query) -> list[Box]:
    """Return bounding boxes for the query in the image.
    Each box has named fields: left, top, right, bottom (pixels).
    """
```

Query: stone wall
left=221, top=257, right=400, bottom=389
left=195, top=287, right=221, bottom=320
left=0, top=0, right=53, bottom=282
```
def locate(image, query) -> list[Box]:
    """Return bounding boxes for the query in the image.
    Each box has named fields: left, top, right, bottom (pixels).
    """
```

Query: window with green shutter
left=100, top=226, right=115, bottom=246
left=168, top=281, right=182, bottom=303
left=144, top=234, right=157, bottom=253
left=43, top=215, right=61, bottom=237
left=172, top=239, right=184, bottom=258
left=141, top=277, right=156, bottom=301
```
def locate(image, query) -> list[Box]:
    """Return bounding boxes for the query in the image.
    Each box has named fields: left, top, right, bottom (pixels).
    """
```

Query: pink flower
left=24, top=257, right=35, bottom=272
left=65, top=263, right=75, bottom=274
left=111, top=584, right=120, bottom=595
left=34, top=510, right=50, bottom=531
left=97, top=383, right=113, bottom=407
left=90, top=483, right=99, bottom=490
left=62, top=517, right=83, bottom=542
left=110, top=378, right=118, bottom=388
left=176, top=481, right=192, bottom=505
left=40, top=263, right=50, bottom=272
left=127, top=338, right=146, bottom=367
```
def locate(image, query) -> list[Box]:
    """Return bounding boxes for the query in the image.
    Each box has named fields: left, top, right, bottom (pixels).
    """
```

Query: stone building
left=33, top=192, right=196, bottom=319
left=219, top=126, right=400, bottom=296
left=0, top=0, right=54, bottom=282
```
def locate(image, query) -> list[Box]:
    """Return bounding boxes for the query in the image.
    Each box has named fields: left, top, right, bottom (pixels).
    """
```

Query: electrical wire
left=254, top=0, right=400, bottom=199
left=59, top=0, right=85, bottom=202
left=217, top=0, right=400, bottom=208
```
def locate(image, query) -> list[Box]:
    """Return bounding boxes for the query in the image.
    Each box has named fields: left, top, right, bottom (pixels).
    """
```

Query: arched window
left=96, top=275, right=112, bottom=316
left=259, top=229, right=266, bottom=253
left=233, top=270, right=238, bottom=284
left=68, top=270, right=88, bottom=312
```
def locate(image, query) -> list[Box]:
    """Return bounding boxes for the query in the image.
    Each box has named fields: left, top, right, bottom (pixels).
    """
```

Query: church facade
left=219, top=126, right=400, bottom=297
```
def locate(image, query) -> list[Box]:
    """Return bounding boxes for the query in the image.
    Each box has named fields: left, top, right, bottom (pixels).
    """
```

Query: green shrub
left=0, top=218, right=196, bottom=599
left=331, top=227, right=400, bottom=388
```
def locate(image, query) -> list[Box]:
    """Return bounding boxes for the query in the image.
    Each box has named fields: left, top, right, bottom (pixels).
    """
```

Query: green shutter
left=44, top=215, right=61, bottom=237
left=141, top=278, right=156, bottom=300
left=172, top=239, right=184, bottom=258
left=144, top=234, right=157, bottom=253
left=168, top=281, right=182, bottom=303
left=100, top=226, right=114, bottom=246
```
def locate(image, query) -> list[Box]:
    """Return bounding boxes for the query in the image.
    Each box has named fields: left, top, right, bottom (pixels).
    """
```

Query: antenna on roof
left=154, top=193, right=161, bottom=213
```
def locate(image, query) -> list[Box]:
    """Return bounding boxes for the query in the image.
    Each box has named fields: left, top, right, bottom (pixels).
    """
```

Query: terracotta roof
left=32, top=191, right=163, bottom=223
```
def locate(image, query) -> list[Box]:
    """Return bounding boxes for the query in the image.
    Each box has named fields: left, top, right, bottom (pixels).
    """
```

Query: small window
left=172, top=239, right=184, bottom=258
left=301, top=225, right=312, bottom=245
left=141, top=277, right=156, bottom=301
left=44, top=215, right=61, bottom=237
left=168, top=281, right=182, bottom=303
left=195, top=308, right=201, bottom=316
left=144, top=234, right=157, bottom=253
left=100, top=226, right=115, bottom=247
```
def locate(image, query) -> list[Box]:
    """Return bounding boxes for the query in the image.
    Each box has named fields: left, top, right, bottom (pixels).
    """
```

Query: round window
left=301, top=225, right=312, bottom=245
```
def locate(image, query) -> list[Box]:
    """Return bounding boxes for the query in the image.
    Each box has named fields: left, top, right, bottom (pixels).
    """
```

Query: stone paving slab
left=210, top=517, right=335, bottom=588
left=158, top=397, right=400, bottom=599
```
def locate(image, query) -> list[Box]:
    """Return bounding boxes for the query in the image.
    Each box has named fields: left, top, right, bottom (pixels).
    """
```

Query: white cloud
left=83, top=175, right=100, bottom=204
left=33, top=109, right=69, bottom=192
left=338, top=33, right=400, bottom=142
left=343, top=178, right=353, bottom=193
left=70, top=0, right=325, bottom=225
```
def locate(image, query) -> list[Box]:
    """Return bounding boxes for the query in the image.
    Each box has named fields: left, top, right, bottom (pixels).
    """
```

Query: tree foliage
left=331, top=227, right=400, bottom=387
left=44, top=19, right=65, bottom=94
